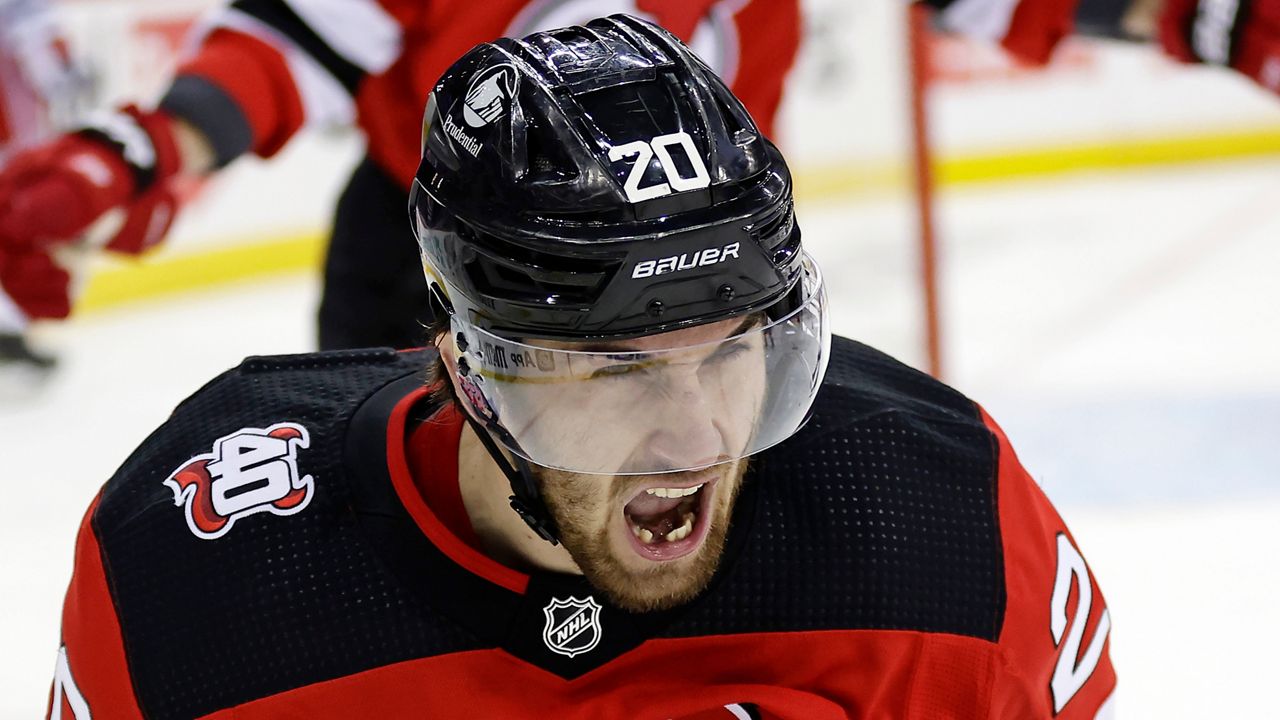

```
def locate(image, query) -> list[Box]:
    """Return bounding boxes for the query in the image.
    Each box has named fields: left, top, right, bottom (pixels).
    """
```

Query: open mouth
left=619, top=474, right=716, bottom=562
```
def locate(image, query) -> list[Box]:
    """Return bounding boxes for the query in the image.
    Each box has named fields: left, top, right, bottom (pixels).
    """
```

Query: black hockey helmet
left=409, top=15, right=829, bottom=541
left=410, top=13, right=803, bottom=340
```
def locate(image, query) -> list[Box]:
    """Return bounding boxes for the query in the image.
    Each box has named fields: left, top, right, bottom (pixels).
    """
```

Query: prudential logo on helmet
left=463, top=64, right=517, bottom=127
left=631, top=242, right=740, bottom=279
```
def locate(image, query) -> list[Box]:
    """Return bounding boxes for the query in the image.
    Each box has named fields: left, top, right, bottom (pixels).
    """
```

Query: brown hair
left=423, top=310, right=458, bottom=409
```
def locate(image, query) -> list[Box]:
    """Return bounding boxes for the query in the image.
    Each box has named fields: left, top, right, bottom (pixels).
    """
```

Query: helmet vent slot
left=524, top=117, right=577, bottom=182
left=463, top=228, right=623, bottom=306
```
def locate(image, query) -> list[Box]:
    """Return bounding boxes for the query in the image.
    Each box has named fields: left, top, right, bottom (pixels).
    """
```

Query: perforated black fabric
left=92, top=349, right=488, bottom=720
left=667, top=336, right=1004, bottom=640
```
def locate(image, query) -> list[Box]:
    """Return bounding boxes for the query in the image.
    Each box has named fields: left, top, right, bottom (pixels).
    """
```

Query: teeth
left=666, top=513, right=695, bottom=542
left=644, top=483, right=704, bottom=499
left=626, top=510, right=698, bottom=546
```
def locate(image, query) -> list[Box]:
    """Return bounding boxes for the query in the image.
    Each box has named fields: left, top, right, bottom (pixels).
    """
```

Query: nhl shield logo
left=542, top=596, right=603, bottom=658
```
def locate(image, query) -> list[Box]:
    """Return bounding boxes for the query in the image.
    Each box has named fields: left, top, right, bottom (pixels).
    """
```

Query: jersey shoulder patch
left=95, top=347, right=419, bottom=537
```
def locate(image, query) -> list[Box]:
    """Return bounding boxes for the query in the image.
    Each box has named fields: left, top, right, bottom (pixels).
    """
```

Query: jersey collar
left=344, top=372, right=762, bottom=679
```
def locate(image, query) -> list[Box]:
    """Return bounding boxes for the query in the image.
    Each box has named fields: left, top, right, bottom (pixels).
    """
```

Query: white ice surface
left=3, top=159, right=1280, bottom=717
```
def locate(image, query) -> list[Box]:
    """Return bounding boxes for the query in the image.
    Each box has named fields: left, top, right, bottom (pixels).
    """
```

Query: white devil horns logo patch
left=163, top=422, right=315, bottom=540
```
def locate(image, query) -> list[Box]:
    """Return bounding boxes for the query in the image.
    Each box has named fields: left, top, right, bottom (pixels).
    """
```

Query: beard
left=536, top=459, right=749, bottom=613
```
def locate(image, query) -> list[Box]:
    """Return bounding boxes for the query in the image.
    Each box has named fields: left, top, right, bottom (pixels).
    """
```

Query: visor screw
left=647, top=300, right=665, bottom=317
left=718, top=284, right=735, bottom=302
left=455, top=332, right=469, bottom=352
left=457, top=357, right=471, bottom=376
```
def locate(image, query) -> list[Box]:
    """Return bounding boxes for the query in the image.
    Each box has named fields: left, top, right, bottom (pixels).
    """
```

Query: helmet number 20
left=609, top=132, right=711, bottom=203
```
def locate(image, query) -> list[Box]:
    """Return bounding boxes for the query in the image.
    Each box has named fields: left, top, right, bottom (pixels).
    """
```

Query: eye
left=590, top=362, right=647, bottom=380
left=707, top=341, right=751, bottom=365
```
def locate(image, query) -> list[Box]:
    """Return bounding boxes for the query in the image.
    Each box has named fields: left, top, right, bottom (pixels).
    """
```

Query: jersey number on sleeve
left=50, top=646, right=91, bottom=719
left=1049, top=532, right=1112, bottom=713
left=609, top=131, right=711, bottom=203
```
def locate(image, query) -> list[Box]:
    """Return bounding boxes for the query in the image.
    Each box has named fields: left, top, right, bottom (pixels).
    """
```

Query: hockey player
left=0, top=0, right=93, bottom=379
left=49, top=17, right=1115, bottom=719
left=0, top=0, right=92, bottom=158
left=0, top=0, right=1139, bottom=351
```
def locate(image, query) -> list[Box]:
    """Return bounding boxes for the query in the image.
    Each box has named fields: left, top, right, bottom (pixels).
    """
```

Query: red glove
left=0, top=106, right=182, bottom=319
left=1160, top=0, right=1280, bottom=93
left=0, top=247, right=73, bottom=320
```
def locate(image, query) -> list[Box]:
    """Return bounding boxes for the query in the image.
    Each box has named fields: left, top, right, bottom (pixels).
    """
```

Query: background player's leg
left=318, top=157, right=431, bottom=351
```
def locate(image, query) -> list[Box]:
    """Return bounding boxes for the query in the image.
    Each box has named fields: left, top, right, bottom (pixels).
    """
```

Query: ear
left=439, top=343, right=463, bottom=383
left=435, top=332, right=464, bottom=393
left=435, top=329, right=457, bottom=368
left=435, top=332, right=490, bottom=427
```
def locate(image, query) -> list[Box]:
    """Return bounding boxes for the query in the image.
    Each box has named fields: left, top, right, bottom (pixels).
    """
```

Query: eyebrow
left=580, top=313, right=765, bottom=356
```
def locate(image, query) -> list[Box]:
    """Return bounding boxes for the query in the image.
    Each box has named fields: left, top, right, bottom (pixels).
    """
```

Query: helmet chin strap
left=459, top=410, right=561, bottom=546
left=445, top=319, right=560, bottom=545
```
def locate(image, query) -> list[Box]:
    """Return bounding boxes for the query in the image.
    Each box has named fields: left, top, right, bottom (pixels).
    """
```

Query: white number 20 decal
left=608, top=131, right=711, bottom=203
left=1050, top=533, right=1112, bottom=713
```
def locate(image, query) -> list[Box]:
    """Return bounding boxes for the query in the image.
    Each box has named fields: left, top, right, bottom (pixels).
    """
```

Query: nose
left=643, top=372, right=724, bottom=470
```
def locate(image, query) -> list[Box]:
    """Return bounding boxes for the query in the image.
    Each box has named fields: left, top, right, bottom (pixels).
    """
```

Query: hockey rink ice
left=3, top=156, right=1280, bottom=718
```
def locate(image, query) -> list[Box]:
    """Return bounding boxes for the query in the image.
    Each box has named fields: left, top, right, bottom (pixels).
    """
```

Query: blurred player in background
left=0, top=0, right=93, bottom=383
left=0, top=0, right=93, bottom=157
left=47, top=18, right=1115, bottom=718
left=0, top=0, right=1128, bottom=356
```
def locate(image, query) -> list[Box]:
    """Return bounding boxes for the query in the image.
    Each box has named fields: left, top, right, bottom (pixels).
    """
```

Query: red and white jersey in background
left=0, top=0, right=72, bottom=157
left=177, top=0, right=802, bottom=187
left=928, top=0, right=1079, bottom=64
left=172, top=0, right=1079, bottom=188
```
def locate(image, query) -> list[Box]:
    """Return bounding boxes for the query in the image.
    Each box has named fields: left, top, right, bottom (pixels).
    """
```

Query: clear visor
left=453, top=254, right=830, bottom=475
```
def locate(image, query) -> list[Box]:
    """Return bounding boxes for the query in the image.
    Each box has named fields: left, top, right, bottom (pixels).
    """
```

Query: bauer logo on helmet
left=632, top=242, right=740, bottom=279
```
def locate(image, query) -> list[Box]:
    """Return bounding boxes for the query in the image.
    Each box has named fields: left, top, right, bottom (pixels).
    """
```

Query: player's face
left=503, top=315, right=769, bottom=475
left=526, top=317, right=765, bottom=612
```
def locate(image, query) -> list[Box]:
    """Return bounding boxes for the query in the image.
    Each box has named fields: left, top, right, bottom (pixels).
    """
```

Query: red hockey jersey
left=167, top=0, right=1078, bottom=185
left=49, top=337, right=1115, bottom=718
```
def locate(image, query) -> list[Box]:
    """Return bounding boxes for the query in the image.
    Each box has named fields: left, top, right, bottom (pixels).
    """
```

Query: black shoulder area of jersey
left=665, top=335, right=1004, bottom=641
left=89, top=348, right=490, bottom=720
